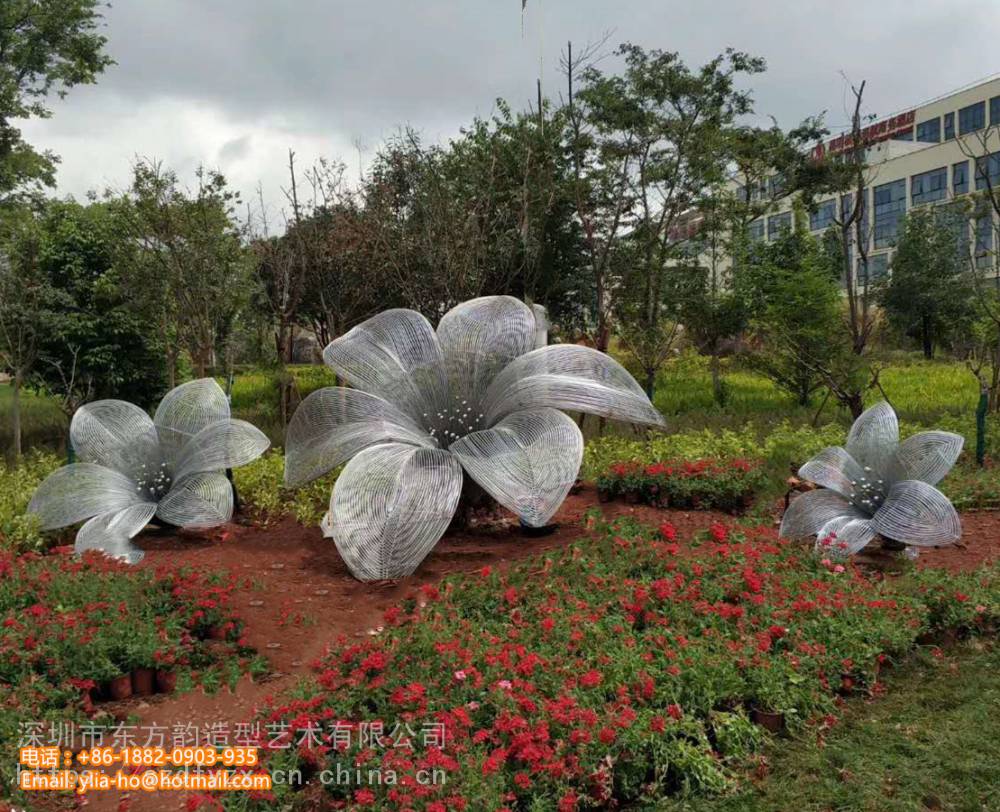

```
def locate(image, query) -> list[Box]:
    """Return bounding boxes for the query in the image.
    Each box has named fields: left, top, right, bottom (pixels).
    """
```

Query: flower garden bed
left=225, top=516, right=1000, bottom=811
left=595, top=458, right=767, bottom=512
left=0, top=549, right=263, bottom=794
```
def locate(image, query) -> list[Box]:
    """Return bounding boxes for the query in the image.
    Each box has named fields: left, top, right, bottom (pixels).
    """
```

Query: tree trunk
left=976, top=375, right=988, bottom=467
left=11, top=370, right=22, bottom=464
left=922, top=316, right=933, bottom=359
left=644, top=368, right=656, bottom=401
left=846, top=392, right=864, bottom=420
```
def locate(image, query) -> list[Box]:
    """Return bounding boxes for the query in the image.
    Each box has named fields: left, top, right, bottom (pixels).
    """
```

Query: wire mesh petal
left=28, top=463, right=145, bottom=531
left=483, top=345, right=665, bottom=428
left=779, top=489, right=864, bottom=540
left=814, top=516, right=877, bottom=558
left=888, top=431, right=964, bottom=487
left=437, top=296, right=536, bottom=410
left=871, top=479, right=961, bottom=546
left=174, top=419, right=271, bottom=481
left=155, top=471, right=233, bottom=528
left=450, top=407, right=583, bottom=527
left=284, top=388, right=435, bottom=486
left=70, top=400, right=160, bottom=479
left=153, top=378, right=231, bottom=464
left=324, top=443, right=462, bottom=581
left=845, top=401, right=898, bottom=478
left=323, top=309, right=448, bottom=425
left=75, top=503, right=157, bottom=564
left=798, top=447, right=866, bottom=501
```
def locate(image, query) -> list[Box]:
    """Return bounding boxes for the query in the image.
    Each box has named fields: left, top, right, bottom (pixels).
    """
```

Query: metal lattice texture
left=322, top=444, right=463, bottom=581
left=781, top=402, right=963, bottom=558
left=483, top=344, right=667, bottom=428
left=29, top=378, right=270, bottom=563
left=450, top=408, right=583, bottom=527
left=285, top=295, right=666, bottom=581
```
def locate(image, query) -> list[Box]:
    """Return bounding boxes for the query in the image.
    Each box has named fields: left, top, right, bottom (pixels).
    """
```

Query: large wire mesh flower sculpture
left=284, top=295, right=665, bottom=581
left=781, top=402, right=962, bottom=558
left=29, top=379, right=270, bottom=564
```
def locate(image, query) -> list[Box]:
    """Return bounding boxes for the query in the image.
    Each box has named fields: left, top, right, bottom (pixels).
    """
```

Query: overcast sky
left=21, top=0, right=1000, bottom=222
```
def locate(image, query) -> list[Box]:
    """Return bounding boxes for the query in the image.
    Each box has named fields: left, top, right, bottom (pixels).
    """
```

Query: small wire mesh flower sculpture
left=284, top=295, right=665, bottom=581
left=781, top=401, right=962, bottom=558
left=29, top=379, right=270, bottom=563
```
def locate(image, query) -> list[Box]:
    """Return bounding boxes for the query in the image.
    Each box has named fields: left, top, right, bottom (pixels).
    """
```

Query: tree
left=881, top=208, right=974, bottom=358
left=22, top=199, right=167, bottom=418
left=121, top=160, right=251, bottom=380
left=743, top=216, right=854, bottom=407
left=569, top=43, right=766, bottom=396
left=0, top=0, right=113, bottom=203
left=0, top=212, right=49, bottom=459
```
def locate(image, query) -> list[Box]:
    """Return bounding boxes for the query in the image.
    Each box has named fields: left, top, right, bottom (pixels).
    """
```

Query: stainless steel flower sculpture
left=781, top=402, right=963, bottom=558
left=284, top=295, right=665, bottom=581
left=29, top=379, right=270, bottom=564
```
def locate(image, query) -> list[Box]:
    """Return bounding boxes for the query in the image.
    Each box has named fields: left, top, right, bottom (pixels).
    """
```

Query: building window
left=975, top=152, right=1000, bottom=191
left=944, top=112, right=955, bottom=140
left=911, top=167, right=947, bottom=206
left=992, top=95, right=1000, bottom=127
left=809, top=199, right=837, bottom=231
left=873, top=179, right=906, bottom=249
left=768, top=173, right=786, bottom=198
left=959, top=101, right=986, bottom=135
left=976, top=213, right=994, bottom=270
left=748, top=218, right=764, bottom=242
left=953, top=161, right=969, bottom=195
left=915, top=118, right=941, bottom=143
left=894, top=129, right=914, bottom=141
left=859, top=253, right=889, bottom=286
left=938, top=204, right=970, bottom=265
left=767, top=211, right=792, bottom=241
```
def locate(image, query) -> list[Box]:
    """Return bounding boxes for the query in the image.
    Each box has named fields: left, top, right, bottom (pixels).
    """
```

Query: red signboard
left=811, top=110, right=916, bottom=159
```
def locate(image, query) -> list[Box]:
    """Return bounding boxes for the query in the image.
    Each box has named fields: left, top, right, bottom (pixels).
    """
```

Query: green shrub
left=234, top=450, right=338, bottom=526
left=0, top=451, right=63, bottom=553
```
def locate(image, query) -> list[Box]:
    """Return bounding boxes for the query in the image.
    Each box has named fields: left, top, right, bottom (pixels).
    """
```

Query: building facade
left=745, top=76, right=1000, bottom=283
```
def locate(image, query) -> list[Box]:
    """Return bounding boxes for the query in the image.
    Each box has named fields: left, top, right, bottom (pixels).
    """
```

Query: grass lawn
left=660, top=640, right=1000, bottom=812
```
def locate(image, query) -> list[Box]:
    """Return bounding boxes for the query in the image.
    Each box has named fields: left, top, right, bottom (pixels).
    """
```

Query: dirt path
left=81, top=492, right=1000, bottom=812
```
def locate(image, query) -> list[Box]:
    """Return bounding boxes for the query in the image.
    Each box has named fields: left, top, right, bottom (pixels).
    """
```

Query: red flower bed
left=231, top=518, right=1000, bottom=810
left=596, top=457, right=766, bottom=511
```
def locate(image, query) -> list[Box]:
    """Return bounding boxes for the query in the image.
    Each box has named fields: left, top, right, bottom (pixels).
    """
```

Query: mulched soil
left=73, top=487, right=1000, bottom=811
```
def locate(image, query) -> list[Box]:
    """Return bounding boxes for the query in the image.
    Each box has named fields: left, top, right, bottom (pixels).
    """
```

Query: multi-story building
left=741, top=76, right=1000, bottom=283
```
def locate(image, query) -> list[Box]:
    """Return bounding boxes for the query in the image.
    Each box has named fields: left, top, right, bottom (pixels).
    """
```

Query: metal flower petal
left=888, top=431, right=964, bottom=486
left=437, top=296, right=536, bottom=408
left=154, top=378, right=231, bottom=463
left=450, top=408, right=583, bottom=527
left=845, top=401, right=898, bottom=479
left=323, top=308, right=449, bottom=425
left=871, top=479, right=962, bottom=546
left=173, top=419, right=270, bottom=481
left=284, top=388, right=434, bottom=486
left=798, top=447, right=866, bottom=501
left=814, top=516, right=877, bottom=558
left=71, top=400, right=161, bottom=478
left=323, top=443, right=462, bottom=581
left=779, top=489, right=866, bottom=540
left=75, top=503, right=158, bottom=564
left=155, top=472, right=234, bottom=528
left=483, top=345, right=666, bottom=428
left=28, top=463, right=147, bottom=530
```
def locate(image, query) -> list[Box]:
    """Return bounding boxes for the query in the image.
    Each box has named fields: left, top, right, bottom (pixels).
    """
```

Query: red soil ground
left=72, top=487, right=1000, bottom=812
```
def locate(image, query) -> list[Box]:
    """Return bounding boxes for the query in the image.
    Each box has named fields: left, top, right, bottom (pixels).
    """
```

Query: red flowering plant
left=0, top=551, right=254, bottom=797
left=229, top=517, right=999, bottom=811
left=595, top=458, right=766, bottom=512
